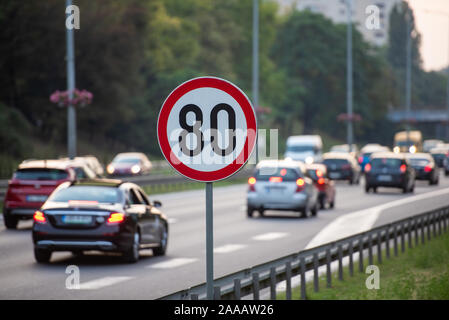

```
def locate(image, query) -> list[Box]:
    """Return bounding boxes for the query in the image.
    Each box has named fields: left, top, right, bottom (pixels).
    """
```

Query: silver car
left=246, top=160, right=319, bottom=218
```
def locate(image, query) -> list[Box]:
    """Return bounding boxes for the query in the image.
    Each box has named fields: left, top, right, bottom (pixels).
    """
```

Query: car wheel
left=258, top=209, right=265, bottom=217
left=445, top=171, right=449, bottom=177
left=34, top=248, right=52, bottom=263
left=299, top=207, right=308, bottom=219
left=311, top=201, right=318, bottom=217
left=365, top=185, right=371, bottom=193
left=410, top=184, right=415, bottom=193
left=319, top=196, right=325, bottom=210
left=247, top=207, right=254, bottom=218
left=123, top=231, right=140, bottom=263
left=4, top=212, right=18, bottom=229
left=329, top=199, right=335, bottom=209
left=373, top=187, right=378, bottom=193
left=153, top=225, right=168, bottom=257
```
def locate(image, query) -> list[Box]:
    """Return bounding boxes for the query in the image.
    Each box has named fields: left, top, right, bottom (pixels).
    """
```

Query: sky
left=408, top=0, right=449, bottom=71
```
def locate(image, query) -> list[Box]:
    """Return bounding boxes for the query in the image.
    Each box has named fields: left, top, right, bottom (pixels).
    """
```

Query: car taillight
left=365, top=163, right=371, bottom=172
left=316, top=170, right=323, bottom=177
left=358, top=156, right=363, bottom=164
left=269, top=176, right=283, bottom=183
left=248, top=177, right=256, bottom=192
left=296, top=178, right=305, bottom=192
left=424, top=165, right=432, bottom=173
left=318, top=178, right=325, bottom=185
left=400, top=164, right=407, bottom=173
left=33, top=210, right=46, bottom=224
left=107, top=212, right=125, bottom=225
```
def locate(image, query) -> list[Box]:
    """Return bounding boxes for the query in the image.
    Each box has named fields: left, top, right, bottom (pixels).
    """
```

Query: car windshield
left=255, top=167, right=300, bottom=181
left=49, top=186, right=121, bottom=203
left=409, top=158, right=430, bottom=166
left=323, top=159, right=349, bottom=167
left=113, top=158, right=140, bottom=164
left=286, top=145, right=315, bottom=153
left=396, top=141, right=415, bottom=147
left=14, top=169, right=68, bottom=181
left=371, top=158, right=402, bottom=168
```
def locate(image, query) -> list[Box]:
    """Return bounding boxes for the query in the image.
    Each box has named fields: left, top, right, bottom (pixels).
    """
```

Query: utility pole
left=253, top=0, right=259, bottom=163
left=346, top=0, right=353, bottom=152
left=405, top=8, right=412, bottom=146
left=66, top=0, right=76, bottom=159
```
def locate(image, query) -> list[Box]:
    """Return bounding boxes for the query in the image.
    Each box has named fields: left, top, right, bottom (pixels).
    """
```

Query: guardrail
left=160, top=206, right=449, bottom=300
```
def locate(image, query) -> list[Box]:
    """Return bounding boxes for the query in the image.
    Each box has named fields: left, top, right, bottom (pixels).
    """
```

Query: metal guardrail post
left=338, top=245, right=343, bottom=281
left=386, top=227, right=391, bottom=259
left=400, top=221, right=405, bottom=253
left=252, top=273, right=260, bottom=300
left=358, top=240, right=364, bottom=272
left=191, top=294, right=199, bottom=300
left=326, top=249, right=332, bottom=288
left=234, top=279, right=241, bottom=300
left=286, top=262, right=292, bottom=300
left=377, top=231, right=382, bottom=264
left=269, top=267, right=276, bottom=300
left=394, top=226, right=398, bottom=257
left=427, top=215, right=432, bottom=241
left=348, top=241, right=354, bottom=276
left=313, top=253, right=319, bottom=292
left=300, top=257, right=306, bottom=300
left=214, top=287, right=221, bottom=300
left=368, top=234, right=373, bottom=265
left=407, top=219, right=412, bottom=249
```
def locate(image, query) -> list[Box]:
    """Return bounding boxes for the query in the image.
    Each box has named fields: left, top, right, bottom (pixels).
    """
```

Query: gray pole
left=66, top=0, right=76, bottom=159
left=346, top=0, right=353, bottom=152
left=446, top=18, right=449, bottom=141
left=205, top=182, right=214, bottom=299
left=405, top=10, right=412, bottom=145
left=253, top=0, right=259, bottom=162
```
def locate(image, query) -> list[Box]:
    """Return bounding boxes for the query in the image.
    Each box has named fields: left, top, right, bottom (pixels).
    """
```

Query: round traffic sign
left=157, top=77, right=257, bottom=182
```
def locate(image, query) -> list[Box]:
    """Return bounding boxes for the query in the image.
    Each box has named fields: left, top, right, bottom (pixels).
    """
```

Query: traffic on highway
left=2, top=0, right=449, bottom=310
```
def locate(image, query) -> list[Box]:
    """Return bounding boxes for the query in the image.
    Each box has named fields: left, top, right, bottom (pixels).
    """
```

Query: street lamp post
left=66, top=0, right=76, bottom=159
left=346, top=0, right=354, bottom=152
left=253, top=0, right=259, bottom=163
left=405, top=9, right=412, bottom=146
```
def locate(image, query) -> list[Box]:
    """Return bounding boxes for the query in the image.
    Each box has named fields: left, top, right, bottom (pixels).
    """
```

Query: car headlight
left=106, top=164, right=115, bottom=174
left=305, top=156, right=314, bottom=164
left=393, top=146, right=400, bottom=153
left=131, top=165, right=141, bottom=174
left=409, top=145, right=417, bottom=153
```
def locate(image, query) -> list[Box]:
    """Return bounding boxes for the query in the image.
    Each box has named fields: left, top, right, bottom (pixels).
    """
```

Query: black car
left=322, top=152, right=361, bottom=185
left=365, top=152, right=415, bottom=193
left=32, top=179, right=168, bottom=263
left=406, top=153, right=439, bottom=185
left=430, top=148, right=448, bottom=169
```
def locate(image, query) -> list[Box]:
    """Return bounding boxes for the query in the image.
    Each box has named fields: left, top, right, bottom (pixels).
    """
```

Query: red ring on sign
left=157, top=77, right=257, bottom=182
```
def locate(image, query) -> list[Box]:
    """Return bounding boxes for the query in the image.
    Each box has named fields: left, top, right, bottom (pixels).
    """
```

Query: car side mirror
left=152, top=200, right=162, bottom=208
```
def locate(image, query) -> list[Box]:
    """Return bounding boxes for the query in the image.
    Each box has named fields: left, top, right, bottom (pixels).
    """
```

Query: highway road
left=1, top=174, right=449, bottom=299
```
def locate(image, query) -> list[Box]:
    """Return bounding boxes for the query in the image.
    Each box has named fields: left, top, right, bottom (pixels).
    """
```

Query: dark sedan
left=322, top=152, right=361, bottom=185
left=365, top=152, right=415, bottom=193
left=406, top=153, right=439, bottom=185
left=32, top=179, right=168, bottom=263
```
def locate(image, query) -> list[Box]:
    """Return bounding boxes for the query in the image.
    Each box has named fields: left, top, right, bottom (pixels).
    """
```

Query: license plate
left=26, top=195, right=48, bottom=202
left=329, top=172, right=341, bottom=179
left=265, top=186, right=285, bottom=194
left=62, top=215, right=92, bottom=224
left=378, top=175, right=392, bottom=182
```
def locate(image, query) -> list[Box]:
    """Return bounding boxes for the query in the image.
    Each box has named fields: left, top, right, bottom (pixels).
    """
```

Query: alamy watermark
left=365, top=5, right=381, bottom=30
left=65, top=265, right=80, bottom=289
left=66, top=4, right=80, bottom=30
left=365, top=265, right=380, bottom=290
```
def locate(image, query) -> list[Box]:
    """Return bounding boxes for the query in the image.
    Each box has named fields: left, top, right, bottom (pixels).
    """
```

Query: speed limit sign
left=157, top=77, right=257, bottom=182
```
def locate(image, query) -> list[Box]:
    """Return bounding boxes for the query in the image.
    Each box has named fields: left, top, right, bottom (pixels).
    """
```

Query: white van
left=284, top=135, right=323, bottom=164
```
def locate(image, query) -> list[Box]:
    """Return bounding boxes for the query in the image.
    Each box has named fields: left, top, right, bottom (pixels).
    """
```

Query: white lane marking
left=214, top=244, right=247, bottom=254
left=252, top=232, right=289, bottom=241
left=148, top=258, right=197, bottom=269
left=167, top=218, right=178, bottom=224
left=305, top=187, right=449, bottom=249
left=78, top=276, right=133, bottom=290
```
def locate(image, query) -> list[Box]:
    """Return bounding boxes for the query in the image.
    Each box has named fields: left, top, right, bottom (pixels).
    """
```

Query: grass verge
left=278, top=231, right=449, bottom=300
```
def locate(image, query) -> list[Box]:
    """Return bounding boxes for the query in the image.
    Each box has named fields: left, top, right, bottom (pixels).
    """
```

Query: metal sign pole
left=205, top=182, right=214, bottom=299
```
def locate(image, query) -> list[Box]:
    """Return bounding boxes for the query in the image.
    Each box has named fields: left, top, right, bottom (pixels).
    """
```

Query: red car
left=306, top=163, right=336, bottom=209
left=3, top=160, right=75, bottom=229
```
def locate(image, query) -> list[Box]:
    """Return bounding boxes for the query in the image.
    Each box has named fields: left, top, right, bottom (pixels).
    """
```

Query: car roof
left=115, top=152, right=146, bottom=158
left=72, top=178, right=124, bottom=187
left=305, top=163, right=327, bottom=171
left=406, top=153, right=432, bottom=159
left=322, top=152, right=353, bottom=160
left=257, top=159, right=304, bottom=169
left=370, top=152, right=405, bottom=159
left=360, top=145, right=389, bottom=153
left=18, top=159, right=69, bottom=170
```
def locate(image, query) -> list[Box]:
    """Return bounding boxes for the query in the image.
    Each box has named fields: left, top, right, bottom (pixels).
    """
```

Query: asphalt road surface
left=1, top=174, right=449, bottom=299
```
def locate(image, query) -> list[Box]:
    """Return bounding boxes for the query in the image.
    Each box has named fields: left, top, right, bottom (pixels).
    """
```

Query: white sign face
left=157, top=77, right=257, bottom=182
